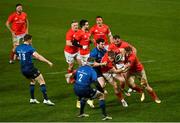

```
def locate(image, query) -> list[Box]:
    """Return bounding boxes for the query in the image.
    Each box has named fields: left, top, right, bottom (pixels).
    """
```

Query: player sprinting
left=6, top=3, right=29, bottom=64
left=15, top=34, right=54, bottom=106
left=64, top=20, right=81, bottom=74
left=122, top=46, right=161, bottom=103
left=90, top=16, right=113, bottom=50
left=73, top=64, right=112, bottom=120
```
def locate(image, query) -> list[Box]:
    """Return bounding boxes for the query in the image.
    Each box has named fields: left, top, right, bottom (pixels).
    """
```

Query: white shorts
left=77, top=53, right=90, bottom=65
left=13, top=33, right=26, bottom=44
left=103, top=72, right=116, bottom=84
left=64, top=51, right=78, bottom=64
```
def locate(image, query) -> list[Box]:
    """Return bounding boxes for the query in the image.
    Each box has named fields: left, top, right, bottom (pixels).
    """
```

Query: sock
left=30, top=84, right=35, bottom=99
left=40, top=84, right=48, bottom=100
left=131, top=85, right=143, bottom=93
left=9, top=50, right=15, bottom=61
left=80, top=99, right=86, bottom=114
left=120, top=82, right=125, bottom=90
left=115, top=91, right=124, bottom=101
left=148, top=90, right=158, bottom=101
left=99, top=100, right=107, bottom=117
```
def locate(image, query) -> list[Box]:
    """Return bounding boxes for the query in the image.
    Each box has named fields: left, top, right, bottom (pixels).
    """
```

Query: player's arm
left=93, top=61, right=107, bottom=67
left=66, top=40, right=73, bottom=46
left=25, top=18, right=29, bottom=34
left=107, top=28, right=113, bottom=43
left=129, top=44, right=137, bottom=54
left=33, top=52, right=53, bottom=67
left=5, top=20, right=15, bottom=37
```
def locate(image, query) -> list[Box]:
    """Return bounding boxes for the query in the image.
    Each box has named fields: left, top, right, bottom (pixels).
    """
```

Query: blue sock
left=40, top=84, right=48, bottom=100
left=30, top=84, right=35, bottom=99
left=80, top=98, right=86, bottom=115
left=99, top=100, right=107, bottom=117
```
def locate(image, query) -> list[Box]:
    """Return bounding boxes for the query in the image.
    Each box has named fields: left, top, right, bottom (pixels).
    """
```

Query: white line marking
left=142, top=60, right=155, bottom=63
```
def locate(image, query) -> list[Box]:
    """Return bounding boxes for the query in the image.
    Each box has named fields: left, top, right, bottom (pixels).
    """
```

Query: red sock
left=132, top=85, right=143, bottom=93
left=120, top=82, right=125, bottom=90
left=148, top=90, right=158, bottom=100
left=9, top=50, right=15, bottom=61
left=115, top=92, right=124, bottom=101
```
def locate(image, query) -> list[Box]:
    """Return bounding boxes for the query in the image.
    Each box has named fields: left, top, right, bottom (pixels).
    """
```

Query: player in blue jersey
left=89, top=38, right=107, bottom=88
left=15, top=34, right=55, bottom=106
left=73, top=64, right=112, bottom=120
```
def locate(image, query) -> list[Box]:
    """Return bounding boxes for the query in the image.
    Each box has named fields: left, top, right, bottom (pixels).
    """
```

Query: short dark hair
left=113, top=35, right=120, bottom=39
left=79, top=19, right=88, bottom=28
left=96, top=16, right=103, bottom=19
left=96, top=38, right=105, bottom=44
left=124, top=46, right=132, bottom=53
left=107, top=50, right=115, bottom=59
left=16, top=3, right=22, bottom=8
left=24, top=34, right=32, bottom=41
left=71, top=20, right=78, bottom=24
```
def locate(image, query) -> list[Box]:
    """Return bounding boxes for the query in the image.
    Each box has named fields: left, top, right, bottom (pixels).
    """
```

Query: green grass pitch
left=0, top=0, right=180, bottom=122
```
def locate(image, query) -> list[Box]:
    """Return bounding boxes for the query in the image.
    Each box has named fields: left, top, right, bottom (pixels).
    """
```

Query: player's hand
left=82, top=45, right=88, bottom=49
left=48, top=62, right=53, bottom=67
left=100, top=62, right=107, bottom=66
left=11, top=32, right=16, bottom=38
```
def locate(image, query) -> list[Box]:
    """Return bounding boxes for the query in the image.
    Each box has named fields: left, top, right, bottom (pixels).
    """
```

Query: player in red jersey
left=108, top=35, right=136, bottom=54
left=64, top=20, right=81, bottom=74
left=109, top=35, right=137, bottom=94
left=6, top=3, right=29, bottom=64
left=74, top=19, right=91, bottom=66
left=122, top=47, right=161, bottom=104
left=101, top=51, right=128, bottom=107
left=90, top=16, right=113, bottom=50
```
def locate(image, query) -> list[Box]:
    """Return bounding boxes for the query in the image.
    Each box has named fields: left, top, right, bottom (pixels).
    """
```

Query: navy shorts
left=74, top=84, right=97, bottom=99
left=93, top=67, right=103, bottom=78
left=22, top=67, right=41, bottom=79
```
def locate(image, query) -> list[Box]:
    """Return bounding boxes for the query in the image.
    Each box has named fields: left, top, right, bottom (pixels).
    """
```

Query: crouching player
left=74, top=64, right=112, bottom=120
left=66, top=62, right=112, bottom=120
left=15, top=34, right=54, bottom=105
left=123, top=46, right=161, bottom=103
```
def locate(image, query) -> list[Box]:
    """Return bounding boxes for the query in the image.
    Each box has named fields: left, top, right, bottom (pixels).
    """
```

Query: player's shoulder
left=66, top=28, right=74, bottom=35
left=103, top=24, right=109, bottom=28
left=21, top=12, right=27, bottom=16
left=91, top=47, right=98, bottom=52
left=8, top=12, right=16, bottom=17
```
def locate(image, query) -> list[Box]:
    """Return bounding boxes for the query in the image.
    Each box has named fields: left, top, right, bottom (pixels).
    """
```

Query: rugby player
left=15, top=34, right=54, bottom=106
left=6, top=3, right=29, bottom=64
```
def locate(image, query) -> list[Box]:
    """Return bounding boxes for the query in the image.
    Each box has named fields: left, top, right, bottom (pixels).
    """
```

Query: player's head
left=24, top=34, right=32, bottom=44
left=96, top=38, right=105, bottom=49
left=80, top=19, right=89, bottom=30
left=113, top=35, right=121, bottom=45
left=124, top=46, right=133, bottom=57
left=107, top=50, right=116, bottom=62
left=71, top=20, right=79, bottom=32
left=96, top=16, right=103, bottom=25
left=16, top=3, right=23, bottom=13
left=86, top=57, right=96, bottom=66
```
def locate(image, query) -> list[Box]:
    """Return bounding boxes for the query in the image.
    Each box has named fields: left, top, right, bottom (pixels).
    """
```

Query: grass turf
left=0, top=0, right=180, bottom=121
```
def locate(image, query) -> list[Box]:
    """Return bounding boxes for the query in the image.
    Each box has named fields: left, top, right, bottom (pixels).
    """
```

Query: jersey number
left=19, top=53, right=26, bottom=61
left=78, top=74, right=83, bottom=82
